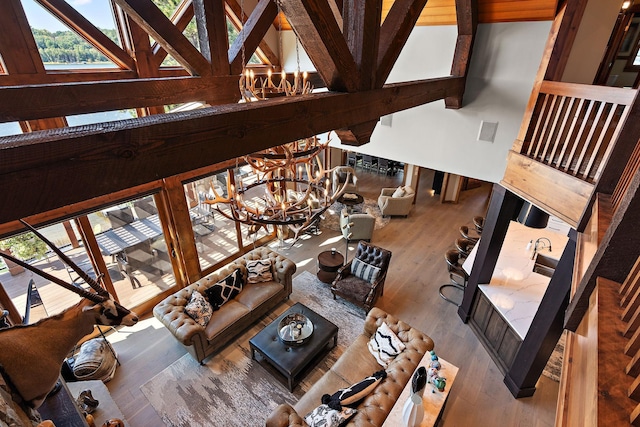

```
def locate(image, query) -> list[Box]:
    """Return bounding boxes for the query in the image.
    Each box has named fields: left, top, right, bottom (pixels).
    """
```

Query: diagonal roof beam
left=151, top=0, right=195, bottom=68
left=228, top=0, right=278, bottom=74
left=226, top=0, right=279, bottom=66
left=0, top=77, right=463, bottom=223
left=114, top=0, right=212, bottom=76
left=376, top=0, right=429, bottom=87
left=36, top=0, right=136, bottom=70
left=279, top=0, right=359, bottom=92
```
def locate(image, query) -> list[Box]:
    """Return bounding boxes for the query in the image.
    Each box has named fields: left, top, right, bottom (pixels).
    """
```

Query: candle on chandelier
left=281, top=202, right=286, bottom=220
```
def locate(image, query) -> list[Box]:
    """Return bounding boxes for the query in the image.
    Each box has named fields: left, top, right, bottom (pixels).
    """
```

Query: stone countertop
left=462, top=220, right=568, bottom=339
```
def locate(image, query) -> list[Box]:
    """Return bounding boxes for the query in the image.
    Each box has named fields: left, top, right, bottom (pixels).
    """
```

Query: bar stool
left=455, top=237, right=476, bottom=259
left=439, top=249, right=469, bottom=306
left=459, top=225, right=480, bottom=243
left=473, top=216, right=485, bottom=233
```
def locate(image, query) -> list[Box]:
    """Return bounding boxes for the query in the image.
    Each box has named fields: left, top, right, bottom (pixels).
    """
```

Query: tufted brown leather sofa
left=265, top=308, right=434, bottom=427
left=153, top=247, right=296, bottom=364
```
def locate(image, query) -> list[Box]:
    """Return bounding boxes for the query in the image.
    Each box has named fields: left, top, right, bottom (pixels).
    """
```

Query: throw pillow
left=204, top=268, right=243, bottom=310
left=351, top=258, right=381, bottom=284
left=304, top=404, right=357, bottom=427
left=322, top=370, right=387, bottom=410
left=246, top=259, right=273, bottom=283
left=391, top=186, right=405, bottom=198
left=367, top=322, right=406, bottom=367
left=184, top=290, right=213, bottom=327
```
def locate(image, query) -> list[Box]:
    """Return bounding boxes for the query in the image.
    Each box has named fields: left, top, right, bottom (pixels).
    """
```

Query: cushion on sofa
left=322, top=370, right=387, bottom=410
left=246, top=259, right=273, bottom=283
left=184, top=290, right=213, bottom=327
left=204, top=268, right=243, bottom=310
left=304, top=404, right=357, bottom=427
left=235, top=281, right=284, bottom=310
left=204, top=300, right=251, bottom=339
left=368, top=322, right=406, bottom=367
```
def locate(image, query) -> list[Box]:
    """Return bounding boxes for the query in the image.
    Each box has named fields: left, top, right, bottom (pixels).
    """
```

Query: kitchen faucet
left=529, top=237, right=552, bottom=260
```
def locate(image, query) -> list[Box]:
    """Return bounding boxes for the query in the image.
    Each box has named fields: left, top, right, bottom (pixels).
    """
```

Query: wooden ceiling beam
left=194, top=0, right=231, bottom=75
left=377, top=0, right=429, bottom=87
left=228, top=0, right=279, bottom=74
left=343, top=0, right=381, bottom=90
left=0, top=76, right=240, bottom=122
left=151, top=0, right=195, bottom=68
left=114, top=0, right=212, bottom=76
left=0, top=76, right=463, bottom=223
left=0, top=0, right=46, bottom=75
left=445, top=0, right=478, bottom=108
left=35, top=0, right=136, bottom=70
left=226, top=0, right=280, bottom=66
left=279, top=0, right=359, bottom=92
left=334, top=0, right=383, bottom=144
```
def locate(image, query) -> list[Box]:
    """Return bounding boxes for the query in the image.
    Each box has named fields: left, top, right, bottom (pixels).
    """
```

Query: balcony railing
left=503, top=81, right=637, bottom=227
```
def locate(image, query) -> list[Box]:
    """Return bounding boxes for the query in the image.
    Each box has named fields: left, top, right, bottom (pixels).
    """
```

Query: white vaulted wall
left=283, top=21, right=551, bottom=184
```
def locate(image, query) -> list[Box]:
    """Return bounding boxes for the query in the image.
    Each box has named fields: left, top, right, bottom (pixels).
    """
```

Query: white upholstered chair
left=378, top=186, right=415, bottom=217
left=332, top=166, right=358, bottom=194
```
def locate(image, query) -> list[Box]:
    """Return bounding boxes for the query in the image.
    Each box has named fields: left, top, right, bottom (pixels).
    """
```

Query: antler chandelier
left=205, top=135, right=352, bottom=240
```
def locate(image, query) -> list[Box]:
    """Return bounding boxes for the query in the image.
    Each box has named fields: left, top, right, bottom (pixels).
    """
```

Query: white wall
left=281, top=22, right=551, bottom=183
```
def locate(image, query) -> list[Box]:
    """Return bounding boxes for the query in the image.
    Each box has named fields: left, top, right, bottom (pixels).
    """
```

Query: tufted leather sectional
left=265, top=308, right=434, bottom=426
left=153, top=247, right=296, bottom=364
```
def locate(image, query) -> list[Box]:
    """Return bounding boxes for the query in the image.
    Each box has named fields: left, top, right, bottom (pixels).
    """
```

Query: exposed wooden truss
left=0, top=0, right=477, bottom=224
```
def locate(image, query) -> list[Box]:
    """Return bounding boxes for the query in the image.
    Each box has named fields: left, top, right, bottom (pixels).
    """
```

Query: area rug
left=140, top=271, right=365, bottom=426
left=320, top=199, right=390, bottom=232
left=542, top=330, right=566, bottom=382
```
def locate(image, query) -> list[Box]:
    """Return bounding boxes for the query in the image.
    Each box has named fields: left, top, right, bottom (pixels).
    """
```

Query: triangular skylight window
left=21, top=0, right=121, bottom=70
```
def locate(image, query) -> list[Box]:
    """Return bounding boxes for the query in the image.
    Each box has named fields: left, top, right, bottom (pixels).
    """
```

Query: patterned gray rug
left=320, top=199, right=390, bottom=232
left=140, top=271, right=365, bottom=426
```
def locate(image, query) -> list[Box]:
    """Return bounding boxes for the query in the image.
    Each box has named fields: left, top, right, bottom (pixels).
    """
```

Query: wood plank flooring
left=105, top=169, right=559, bottom=426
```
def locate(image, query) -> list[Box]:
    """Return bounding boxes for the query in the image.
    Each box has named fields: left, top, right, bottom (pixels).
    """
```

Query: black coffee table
left=338, top=193, right=364, bottom=212
left=249, top=302, right=338, bottom=391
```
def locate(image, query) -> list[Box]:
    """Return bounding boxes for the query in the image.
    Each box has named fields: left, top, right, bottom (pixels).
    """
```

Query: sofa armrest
left=265, top=403, right=306, bottom=427
left=153, top=284, right=206, bottom=347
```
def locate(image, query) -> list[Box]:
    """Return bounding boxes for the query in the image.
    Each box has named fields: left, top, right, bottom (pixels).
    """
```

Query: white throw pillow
left=391, top=186, right=405, bottom=198
left=367, top=322, right=406, bottom=367
left=246, top=259, right=273, bottom=283
left=184, top=290, right=213, bottom=327
left=304, top=404, right=357, bottom=427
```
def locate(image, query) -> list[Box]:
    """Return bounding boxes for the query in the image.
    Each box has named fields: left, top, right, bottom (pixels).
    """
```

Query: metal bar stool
left=455, top=237, right=476, bottom=260
left=439, top=249, right=469, bottom=306
left=459, top=225, right=480, bottom=243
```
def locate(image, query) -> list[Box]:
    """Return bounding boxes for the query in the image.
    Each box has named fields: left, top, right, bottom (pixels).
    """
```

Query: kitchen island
left=462, top=219, right=569, bottom=372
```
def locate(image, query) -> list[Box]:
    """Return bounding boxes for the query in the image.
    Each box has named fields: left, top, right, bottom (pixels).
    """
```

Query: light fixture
left=517, top=201, right=549, bottom=229
left=238, top=0, right=313, bottom=102
left=204, top=135, right=353, bottom=240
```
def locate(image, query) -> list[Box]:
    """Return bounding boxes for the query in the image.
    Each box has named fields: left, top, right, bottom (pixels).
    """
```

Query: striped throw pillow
left=351, top=258, right=381, bottom=284
left=246, top=259, right=273, bottom=283
left=367, top=322, right=405, bottom=367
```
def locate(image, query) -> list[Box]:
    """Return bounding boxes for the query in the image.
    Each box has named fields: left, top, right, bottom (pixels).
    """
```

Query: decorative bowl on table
left=278, top=312, right=314, bottom=346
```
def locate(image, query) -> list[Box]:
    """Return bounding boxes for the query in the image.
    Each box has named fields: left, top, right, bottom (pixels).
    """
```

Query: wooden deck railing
left=520, top=81, right=635, bottom=184
left=502, top=81, right=637, bottom=227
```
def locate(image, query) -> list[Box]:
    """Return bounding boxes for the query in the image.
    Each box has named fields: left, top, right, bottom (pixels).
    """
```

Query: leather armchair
left=332, top=166, right=358, bottom=194
left=340, top=208, right=374, bottom=242
left=378, top=186, right=415, bottom=217
left=331, top=241, right=392, bottom=312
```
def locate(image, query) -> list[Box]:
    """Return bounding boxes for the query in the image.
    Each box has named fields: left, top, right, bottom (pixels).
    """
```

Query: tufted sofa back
left=354, top=241, right=392, bottom=274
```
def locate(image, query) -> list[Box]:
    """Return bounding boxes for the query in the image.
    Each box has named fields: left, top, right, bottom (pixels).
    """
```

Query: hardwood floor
left=105, top=168, right=559, bottom=426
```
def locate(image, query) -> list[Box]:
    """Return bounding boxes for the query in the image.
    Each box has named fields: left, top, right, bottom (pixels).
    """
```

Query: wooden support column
left=504, top=229, right=576, bottom=398
left=458, top=184, right=521, bottom=322
left=75, top=216, right=119, bottom=301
